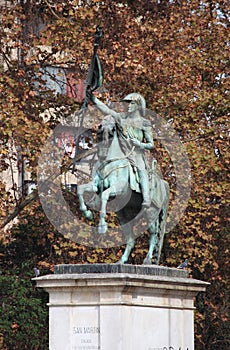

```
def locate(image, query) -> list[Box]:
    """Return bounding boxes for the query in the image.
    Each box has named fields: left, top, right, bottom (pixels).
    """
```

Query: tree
left=0, top=1, right=229, bottom=349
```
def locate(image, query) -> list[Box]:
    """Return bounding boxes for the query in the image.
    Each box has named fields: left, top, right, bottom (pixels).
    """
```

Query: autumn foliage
left=0, top=1, right=229, bottom=349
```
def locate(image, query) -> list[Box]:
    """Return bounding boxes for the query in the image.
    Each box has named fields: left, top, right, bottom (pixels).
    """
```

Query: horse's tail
left=155, top=181, right=170, bottom=264
left=149, top=160, right=170, bottom=264
left=150, top=164, right=166, bottom=208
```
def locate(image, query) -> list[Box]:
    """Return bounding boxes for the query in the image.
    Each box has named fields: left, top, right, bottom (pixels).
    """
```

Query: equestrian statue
left=77, top=92, right=170, bottom=265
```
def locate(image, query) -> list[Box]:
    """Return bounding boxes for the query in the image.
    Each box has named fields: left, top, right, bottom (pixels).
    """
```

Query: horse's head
left=98, top=115, right=116, bottom=142
left=97, top=115, right=116, bottom=160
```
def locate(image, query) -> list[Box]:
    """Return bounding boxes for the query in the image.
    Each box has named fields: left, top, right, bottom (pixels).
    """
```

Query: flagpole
left=72, top=26, right=103, bottom=173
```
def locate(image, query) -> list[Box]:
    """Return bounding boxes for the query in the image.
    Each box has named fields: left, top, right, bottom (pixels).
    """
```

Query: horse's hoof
left=115, top=257, right=128, bottom=264
left=85, top=210, right=93, bottom=220
left=143, top=257, right=152, bottom=265
left=115, top=259, right=127, bottom=264
left=80, top=205, right=87, bottom=212
left=98, top=224, right=108, bottom=234
left=115, top=260, right=123, bottom=265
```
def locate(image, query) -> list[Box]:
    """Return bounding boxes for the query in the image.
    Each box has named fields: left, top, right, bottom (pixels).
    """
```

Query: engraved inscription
left=73, top=327, right=100, bottom=335
left=73, top=325, right=100, bottom=350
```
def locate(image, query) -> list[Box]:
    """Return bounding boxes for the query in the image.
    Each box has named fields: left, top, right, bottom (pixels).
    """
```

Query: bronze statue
left=77, top=92, right=169, bottom=264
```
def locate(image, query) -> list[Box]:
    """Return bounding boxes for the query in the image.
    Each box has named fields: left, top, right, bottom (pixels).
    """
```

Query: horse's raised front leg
left=143, top=221, right=158, bottom=265
left=77, top=182, right=95, bottom=220
left=98, top=180, right=126, bottom=234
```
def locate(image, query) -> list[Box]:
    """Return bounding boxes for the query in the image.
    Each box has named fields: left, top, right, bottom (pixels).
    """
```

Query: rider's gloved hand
left=86, top=89, right=96, bottom=104
left=131, top=138, right=144, bottom=149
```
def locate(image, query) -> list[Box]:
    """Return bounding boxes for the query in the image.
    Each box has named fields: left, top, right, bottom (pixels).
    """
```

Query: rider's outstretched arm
left=91, top=95, right=119, bottom=120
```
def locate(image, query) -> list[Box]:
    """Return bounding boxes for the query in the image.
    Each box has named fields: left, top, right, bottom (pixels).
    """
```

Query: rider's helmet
left=123, top=93, right=146, bottom=116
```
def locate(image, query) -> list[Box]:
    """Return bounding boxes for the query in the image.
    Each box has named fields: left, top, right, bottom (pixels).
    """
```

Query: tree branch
left=43, top=0, right=62, bottom=20
left=0, top=147, right=96, bottom=230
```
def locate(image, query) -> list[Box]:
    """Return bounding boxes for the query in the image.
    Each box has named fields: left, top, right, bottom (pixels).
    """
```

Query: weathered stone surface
left=54, top=263, right=189, bottom=278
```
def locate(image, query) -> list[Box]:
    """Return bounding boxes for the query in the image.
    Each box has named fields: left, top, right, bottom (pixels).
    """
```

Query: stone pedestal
left=35, top=264, right=209, bottom=350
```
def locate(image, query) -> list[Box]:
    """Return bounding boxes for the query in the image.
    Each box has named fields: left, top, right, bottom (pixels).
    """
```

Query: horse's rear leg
left=143, top=222, right=158, bottom=265
left=119, top=238, right=135, bottom=264
left=117, top=223, right=135, bottom=264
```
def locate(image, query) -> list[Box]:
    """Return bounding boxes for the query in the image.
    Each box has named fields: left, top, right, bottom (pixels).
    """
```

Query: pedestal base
left=35, top=264, right=208, bottom=350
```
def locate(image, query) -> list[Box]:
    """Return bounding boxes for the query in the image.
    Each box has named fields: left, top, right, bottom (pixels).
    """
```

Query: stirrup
left=142, top=200, right=151, bottom=208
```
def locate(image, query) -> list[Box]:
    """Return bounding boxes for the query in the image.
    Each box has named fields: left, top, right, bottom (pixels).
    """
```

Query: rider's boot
left=142, top=190, right=151, bottom=208
left=138, top=170, right=151, bottom=208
